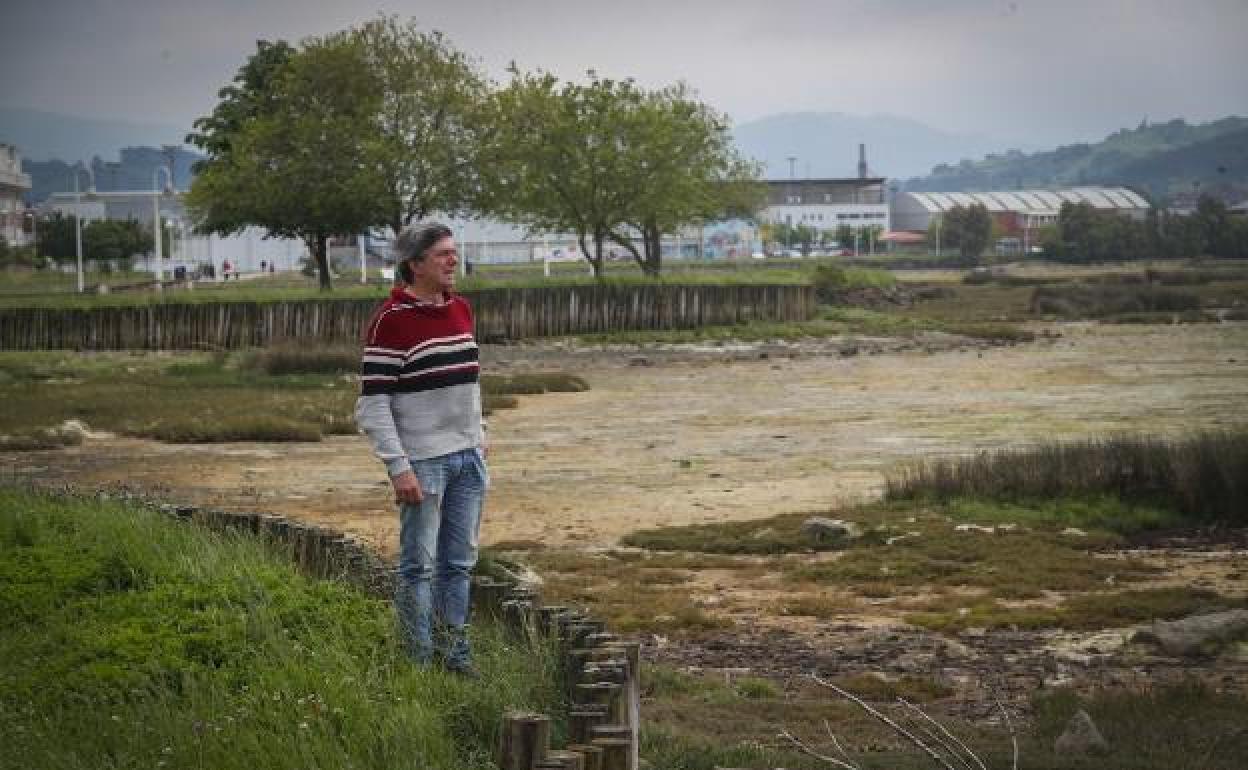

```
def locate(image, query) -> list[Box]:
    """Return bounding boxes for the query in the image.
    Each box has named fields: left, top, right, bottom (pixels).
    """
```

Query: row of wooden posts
left=0, top=284, right=814, bottom=350
left=152, top=503, right=641, bottom=770
left=476, top=578, right=642, bottom=770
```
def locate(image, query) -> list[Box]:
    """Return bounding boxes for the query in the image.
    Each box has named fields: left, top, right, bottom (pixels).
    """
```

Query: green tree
left=353, top=17, right=489, bottom=235
left=83, top=219, right=150, bottom=264
left=482, top=70, right=762, bottom=277
left=186, top=35, right=385, bottom=290
left=615, top=85, right=763, bottom=275
left=36, top=213, right=77, bottom=262
left=835, top=224, right=856, bottom=252
left=942, top=203, right=992, bottom=264
left=481, top=70, right=647, bottom=277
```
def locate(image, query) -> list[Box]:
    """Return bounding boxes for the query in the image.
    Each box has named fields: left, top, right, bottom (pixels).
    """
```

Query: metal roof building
left=892, top=187, right=1151, bottom=233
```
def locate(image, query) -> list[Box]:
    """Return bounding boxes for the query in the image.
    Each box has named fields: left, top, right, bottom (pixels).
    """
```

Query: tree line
left=1042, top=197, right=1248, bottom=262
left=924, top=197, right=1248, bottom=265
left=185, top=17, right=764, bottom=290
left=26, top=213, right=167, bottom=270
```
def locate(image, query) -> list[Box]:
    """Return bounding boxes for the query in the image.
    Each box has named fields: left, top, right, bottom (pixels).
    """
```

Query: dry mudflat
left=17, top=322, right=1244, bottom=557
left=9, top=321, right=1248, bottom=714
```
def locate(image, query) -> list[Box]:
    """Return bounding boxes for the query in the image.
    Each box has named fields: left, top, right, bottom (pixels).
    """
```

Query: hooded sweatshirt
left=354, top=286, right=484, bottom=478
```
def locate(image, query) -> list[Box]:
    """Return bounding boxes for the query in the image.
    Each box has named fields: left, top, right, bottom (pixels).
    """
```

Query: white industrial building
left=892, top=187, right=1151, bottom=254
left=892, top=187, right=1151, bottom=233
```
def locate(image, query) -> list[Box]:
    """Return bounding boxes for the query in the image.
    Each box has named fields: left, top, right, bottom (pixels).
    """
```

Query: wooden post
left=618, top=641, right=642, bottom=770
left=567, top=706, right=609, bottom=744
left=497, top=711, right=550, bottom=770
left=574, top=682, right=621, bottom=710
left=589, top=738, right=630, bottom=770
left=566, top=744, right=603, bottom=770
left=535, top=750, right=585, bottom=770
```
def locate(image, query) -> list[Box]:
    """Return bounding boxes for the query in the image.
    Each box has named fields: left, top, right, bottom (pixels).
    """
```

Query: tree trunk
left=641, top=220, right=662, bottom=278
left=314, top=232, right=332, bottom=291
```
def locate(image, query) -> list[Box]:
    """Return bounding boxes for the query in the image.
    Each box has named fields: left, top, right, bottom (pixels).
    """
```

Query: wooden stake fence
left=0, top=284, right=813, bottom=350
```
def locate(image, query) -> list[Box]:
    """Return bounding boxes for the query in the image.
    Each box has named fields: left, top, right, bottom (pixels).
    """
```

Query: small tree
left=942, top=204, right=992, bottom=265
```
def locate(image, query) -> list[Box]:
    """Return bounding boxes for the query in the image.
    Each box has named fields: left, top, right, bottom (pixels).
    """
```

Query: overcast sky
left=3, top=0, right=1246, bottom=149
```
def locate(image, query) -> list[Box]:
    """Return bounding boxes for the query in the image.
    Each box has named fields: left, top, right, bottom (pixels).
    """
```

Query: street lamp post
left=72, top=163, right=95, bottom=293
left=152, top=165, right=173, bottom=290
left=22, top=211, right=37, bottom=260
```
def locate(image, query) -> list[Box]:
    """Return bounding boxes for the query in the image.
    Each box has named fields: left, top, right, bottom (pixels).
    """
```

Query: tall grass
left=0, top=488, right=560, bottom=769
left=886, top=431, right=1248, bottom=524
left=1030, top=284, right=1201, bottom=318
left=241, top=343, right=361, bottom=375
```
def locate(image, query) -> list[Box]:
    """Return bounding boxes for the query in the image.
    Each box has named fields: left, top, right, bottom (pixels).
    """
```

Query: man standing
left=355, top=222, right=487, bottom=675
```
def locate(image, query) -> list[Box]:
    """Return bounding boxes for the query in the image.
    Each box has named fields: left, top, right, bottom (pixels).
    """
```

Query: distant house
left=1, top=143, right=33, bottom=246
left=891, top=187, right=1151, bottom=254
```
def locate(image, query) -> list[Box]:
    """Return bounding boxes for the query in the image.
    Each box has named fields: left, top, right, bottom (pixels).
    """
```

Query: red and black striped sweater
left=354, top=287, right=484, bottom=478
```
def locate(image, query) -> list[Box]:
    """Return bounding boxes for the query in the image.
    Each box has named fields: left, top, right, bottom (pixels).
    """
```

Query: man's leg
left=396, top=457, right=447, bottom=663
left=433, top=447, right=487, bottom=670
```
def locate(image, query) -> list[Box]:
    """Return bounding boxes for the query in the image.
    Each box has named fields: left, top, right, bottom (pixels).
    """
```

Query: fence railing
left=0, top=283, right=814, bottom=350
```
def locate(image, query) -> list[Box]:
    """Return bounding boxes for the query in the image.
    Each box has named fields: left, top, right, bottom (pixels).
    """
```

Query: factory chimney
left=858, top=144, right=868, bottom=179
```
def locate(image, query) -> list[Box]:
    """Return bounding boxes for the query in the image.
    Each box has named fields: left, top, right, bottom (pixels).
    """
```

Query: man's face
left=408, top=236, right=458, bottom=293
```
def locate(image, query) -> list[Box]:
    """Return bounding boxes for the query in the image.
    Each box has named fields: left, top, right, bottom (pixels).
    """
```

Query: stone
left=1054, top=709, right=1109, bottom=756
left=800, top=517, right=861, bottom=542
left=1131, top=609, right=1248, bottom=657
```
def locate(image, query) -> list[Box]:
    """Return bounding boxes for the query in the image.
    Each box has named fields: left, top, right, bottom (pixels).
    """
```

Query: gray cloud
left=2, top=0, right=1245, bottom=149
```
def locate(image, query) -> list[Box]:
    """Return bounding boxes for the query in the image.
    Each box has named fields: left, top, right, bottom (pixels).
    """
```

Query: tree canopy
left=939, top=204, right=993, bottom=264
left=354, top=16, right=489, bottom=235
left=481, top=70, right=762, bottom=277
left=186, top=36, right=383, bottom=290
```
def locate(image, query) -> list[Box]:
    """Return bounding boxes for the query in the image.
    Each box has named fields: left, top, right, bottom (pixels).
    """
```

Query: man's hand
left=391, top=470, right=423, bottom=505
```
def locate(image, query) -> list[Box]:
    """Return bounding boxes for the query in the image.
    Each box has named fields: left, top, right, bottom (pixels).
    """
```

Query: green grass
left=905, top=587, right=1245, bottom=632
left=0, top=487, right=561, bottom=769
left=1025, top=683, right=1248, bottom=769
left=0, top=350, right=588, bottom=446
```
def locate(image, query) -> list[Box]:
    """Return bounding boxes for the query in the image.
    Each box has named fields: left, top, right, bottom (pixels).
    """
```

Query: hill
left=730, top=111, right=1005, bottom=180
left=904, top=117, right=1248, bottom=202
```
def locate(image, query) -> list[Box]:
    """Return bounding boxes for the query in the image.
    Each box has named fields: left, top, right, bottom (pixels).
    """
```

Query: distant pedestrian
left=355, top=221, right=488, bottom=676
left=222, top=259, right=233, bottom=280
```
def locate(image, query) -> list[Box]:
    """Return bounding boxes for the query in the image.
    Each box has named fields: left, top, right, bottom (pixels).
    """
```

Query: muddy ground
left=8, top=321, right=1248, bottom=712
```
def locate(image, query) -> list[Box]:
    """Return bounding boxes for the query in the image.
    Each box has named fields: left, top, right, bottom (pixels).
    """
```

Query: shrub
left=1030, top=284, right=1201, bottom=318
left=886, top=431, right=1248, bottom=524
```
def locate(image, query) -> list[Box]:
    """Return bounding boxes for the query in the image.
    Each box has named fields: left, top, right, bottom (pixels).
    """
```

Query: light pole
left=152, top=165, right=173, bottom=289
left=71, top=163, right=95, bottom=293
left=22, top=211, right=37, bottom=259
left=786, top=156, right=797, bottom=253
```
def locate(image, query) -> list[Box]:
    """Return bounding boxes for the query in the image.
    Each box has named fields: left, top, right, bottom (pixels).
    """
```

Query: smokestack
left=858, top=144, right=868, bottom=179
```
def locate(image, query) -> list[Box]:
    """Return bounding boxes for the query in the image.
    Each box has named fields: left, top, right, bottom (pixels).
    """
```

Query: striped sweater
left=354, top=287, right=484, bottom=478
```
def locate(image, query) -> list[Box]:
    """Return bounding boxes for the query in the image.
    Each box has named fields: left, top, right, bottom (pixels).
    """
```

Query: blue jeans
left=395, top=447, right=488, bottom=666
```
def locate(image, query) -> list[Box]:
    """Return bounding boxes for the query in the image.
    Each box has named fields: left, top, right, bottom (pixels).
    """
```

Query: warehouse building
left=891, top=187, right=1151, bottom=254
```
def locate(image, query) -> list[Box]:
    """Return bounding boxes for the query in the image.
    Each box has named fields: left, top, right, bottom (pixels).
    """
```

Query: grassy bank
left=0, top=488, right=560, bottom=769
left=0, top=349, right=587, bottom=447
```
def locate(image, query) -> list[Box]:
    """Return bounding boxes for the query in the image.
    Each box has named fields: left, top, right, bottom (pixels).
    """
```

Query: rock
left=1132, top=609, right=1248, bottom=657
left=1061, top=527, right=1088, bottom=537
left=801, top=517, right=861, bottom=542
left=1054, top=709, right=1109, bottom=756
